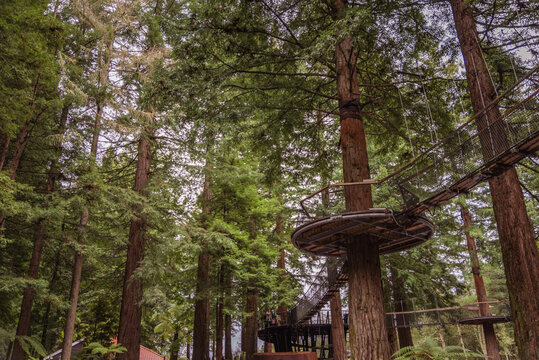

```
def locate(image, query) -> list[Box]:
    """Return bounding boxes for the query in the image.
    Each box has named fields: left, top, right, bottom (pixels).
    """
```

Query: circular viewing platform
left=292, top=208, right=434, bottom=257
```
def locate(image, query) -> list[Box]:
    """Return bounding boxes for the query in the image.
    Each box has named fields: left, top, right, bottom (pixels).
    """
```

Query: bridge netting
left=298, top=65, right=538, bottom=224
left=286, top=66, right=537, bottom=327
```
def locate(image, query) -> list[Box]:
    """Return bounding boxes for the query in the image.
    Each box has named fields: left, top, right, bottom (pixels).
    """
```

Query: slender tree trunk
left=460, top=206, right=501, bottom=360
left=193, top=161, right=212, bottom=360
left=329, top=291, right=346, bottom=360
left=61, top=248, right=83, bottom=360
left=224, top=267, right=232, bottom=360
left=170, top=331, right=179, bottom=360
left=10, top=221, right=47, bottom=360
left=449, top=1, right=539, bottom=357
left=389, top=264, right=413, bottom=348
left=0, top=134, right=10, bottom=171
left=40, top=246, right=62, bottom=350
left=61, top=97, right=104, bottom=360
left=216, top=268, right=224, bottom=360
left=187, top=341, right=191, bottom=360
left=117, top=125, right=153, bottom=360
left=330, top=0, right=390, bottom=358
left=11, top=106, right=68, bottom=360
left=387, top=327, right=398, bottom=356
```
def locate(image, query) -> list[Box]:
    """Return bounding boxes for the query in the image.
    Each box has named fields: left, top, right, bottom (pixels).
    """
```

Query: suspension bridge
left=258, top=65, right=537, bottom=356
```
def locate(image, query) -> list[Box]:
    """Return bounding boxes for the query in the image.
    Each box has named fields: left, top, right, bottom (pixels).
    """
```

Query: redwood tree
left=331, top=0, right=391, bottom=358
left=449, top=0, right=539, bottom=357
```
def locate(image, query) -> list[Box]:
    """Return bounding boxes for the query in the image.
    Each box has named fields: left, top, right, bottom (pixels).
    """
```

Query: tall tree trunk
left=243, top=289, right=257, bottom=360
left=389, top=264, right=413, bottom=348
left=0, top=134, right=10, bottom=171
left=193, top=161, right=212, bottom=360
left=170, top=331, right=179, bottom=360
left=117, top=125, right=153, bottom=360
left=460, top=206, right=500, bottom=360
left=330, top=0, right=390, bottom=358
left=329, top=291, right=346, bottom=360
left=449, top=1, right=539, bottom=357
left=40, top=246, right=62, bottom=350
left=224, top=267, right=232, bottom=360
left=216, top=267, right=224, bottom=360
left=11, top=106, right=68, bottom=360
left=60, top=99, right=104, bottom=360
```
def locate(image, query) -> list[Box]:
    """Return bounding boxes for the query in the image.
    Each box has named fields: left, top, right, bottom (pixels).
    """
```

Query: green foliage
left=392, top=340, right=485, bottom=359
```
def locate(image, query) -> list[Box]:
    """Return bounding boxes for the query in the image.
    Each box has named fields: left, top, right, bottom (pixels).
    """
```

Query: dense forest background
left=0, top=0, right=537, bottom=359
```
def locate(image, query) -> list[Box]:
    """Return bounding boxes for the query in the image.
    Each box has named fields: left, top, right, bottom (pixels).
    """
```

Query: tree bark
left=11, top=106, right=68, bottom=360
left=329, top=291, right=346, bottom=360
left=61, top=95, right=105, bottom=360
left=193, top=161, right=212, bottom=360
left=0, top=134, right=10, bottom=171
left=216, top=268, right=224, bottom=360
left=61, top=248, right=83, bottom=360
left=449, top=1, right=539, bottom=357
left=389, top=264, right=413, bottom=349
left=10, top=221, right=47, bottom=360
left=117, top=126, right=153, bottom=360
left=40, top=246, right=62, bottom=350
left=170, top=331, right=179, bottom=360
left=243, top=289, right=258, bottom=360
left=330, top=0, right=390, bottom=358
left=460, top=207, right=500, bottom=360
left=224, top=267, right=233, bottom=360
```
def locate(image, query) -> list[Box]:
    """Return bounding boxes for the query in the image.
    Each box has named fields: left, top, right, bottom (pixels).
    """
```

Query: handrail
left=377, top=64, right=538, bottom=184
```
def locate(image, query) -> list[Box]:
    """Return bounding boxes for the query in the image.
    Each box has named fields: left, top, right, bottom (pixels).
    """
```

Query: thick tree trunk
left=460, top=207, right=500, bottom=360
left=224, top=267, right=233, bottom=360
left=330, top=0, right=390, bottom=359
left=243, top=290, right=258, bottom=360
left=347, top=239, right=390, bottom=360
left=117, top=128, right=152, bottom=360
left=449, top=1, right=539, bottom=357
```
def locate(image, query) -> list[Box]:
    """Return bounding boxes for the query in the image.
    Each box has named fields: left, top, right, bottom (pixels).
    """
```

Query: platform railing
left=295, top=66, right=538, bottom=226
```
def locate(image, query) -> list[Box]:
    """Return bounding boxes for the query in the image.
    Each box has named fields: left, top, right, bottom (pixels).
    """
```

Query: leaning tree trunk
left=460, top=206, right=500, bottom=360
left=449, top=1, right=539, bottom=357
left=330, top=0, right=391, bottom=359
left=117, top=126, right=153, bottom=360
left=11, top=106, right=68, bottom=360
left=193, top=161, right=212, bottom=360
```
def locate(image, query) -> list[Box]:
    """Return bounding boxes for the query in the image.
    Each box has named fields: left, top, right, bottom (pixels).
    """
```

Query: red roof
left=139, top=345, right=168, bottom=360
